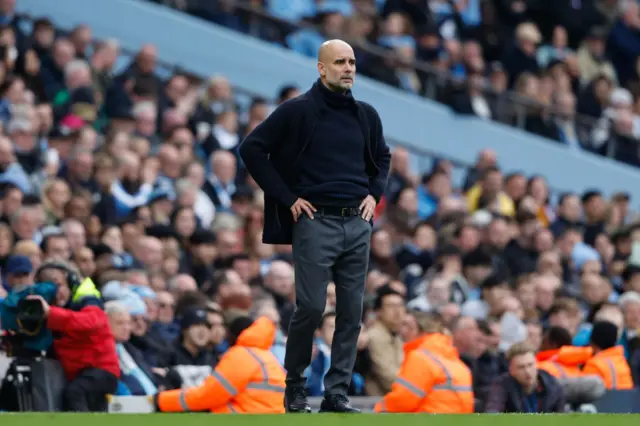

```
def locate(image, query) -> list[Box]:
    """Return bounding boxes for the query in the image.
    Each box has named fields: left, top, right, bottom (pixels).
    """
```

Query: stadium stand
left=0, top=0, right=640, bottom=414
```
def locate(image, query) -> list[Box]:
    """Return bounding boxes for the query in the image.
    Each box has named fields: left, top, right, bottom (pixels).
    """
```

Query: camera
left=16, top=298, right=46, bottom=336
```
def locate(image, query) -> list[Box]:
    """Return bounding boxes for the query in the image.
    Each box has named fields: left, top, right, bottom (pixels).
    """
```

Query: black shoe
left=319, top=394, right=361, bottom=413
left=284, top=386, right=311, bottom=413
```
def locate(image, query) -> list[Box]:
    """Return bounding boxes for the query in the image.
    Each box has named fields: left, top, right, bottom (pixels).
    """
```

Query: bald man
left=240, top=40, right=390, bottom=413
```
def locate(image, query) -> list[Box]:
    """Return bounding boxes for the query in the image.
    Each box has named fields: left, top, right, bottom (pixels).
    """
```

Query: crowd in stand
left=158, top=0, right=640, bottom=167
left=0, top=0, right=638, bottom=413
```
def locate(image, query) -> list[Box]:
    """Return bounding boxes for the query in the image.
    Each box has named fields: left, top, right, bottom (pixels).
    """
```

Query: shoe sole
left=285, top=407, right=312, bottom=413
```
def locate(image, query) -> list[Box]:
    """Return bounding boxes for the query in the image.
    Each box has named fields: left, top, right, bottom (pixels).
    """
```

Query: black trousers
left=285, top=213, right=371, bottom=396
left=63, top=368, right=118, bottom=412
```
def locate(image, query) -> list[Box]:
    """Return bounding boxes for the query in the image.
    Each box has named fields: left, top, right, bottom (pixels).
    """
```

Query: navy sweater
left=239, top=79, right=391, bottom=244
left=294, top=83, right=369, bottom=206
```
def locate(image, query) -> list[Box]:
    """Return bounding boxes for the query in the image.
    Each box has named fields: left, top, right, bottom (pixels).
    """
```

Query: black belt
left=317, top=206, right=360, bottom=217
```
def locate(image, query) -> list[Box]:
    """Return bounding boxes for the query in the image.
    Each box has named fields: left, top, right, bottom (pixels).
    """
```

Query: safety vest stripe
left=212, top=370, right=238, bottom=396
left=605, top=359, right=617, bottom=389
left=395, top=377, right=426, bottom=398
left=178, top=390, right=189, bottom=411
left=245, top=348, right=269, bottom=381
left=419, top=349, right=470, bottom=392
left=226, top=403, right=236, bottom=413
left=552, top=362, right=567, bottom=379
left=246, top=382, right=286, bottom=392
left=432, top=384, right=473, bottom=391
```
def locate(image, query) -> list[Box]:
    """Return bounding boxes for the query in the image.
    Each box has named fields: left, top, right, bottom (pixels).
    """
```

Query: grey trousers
left=284, top=212, right=372, bottom=396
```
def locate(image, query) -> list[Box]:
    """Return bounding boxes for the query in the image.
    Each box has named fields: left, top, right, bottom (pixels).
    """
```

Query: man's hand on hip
left=360, top=195, right=376, bottom=221
left=291, top=198, right=316, bottom=222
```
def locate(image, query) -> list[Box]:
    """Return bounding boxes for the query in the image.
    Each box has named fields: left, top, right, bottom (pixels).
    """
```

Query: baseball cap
left=180, top=307, right=210, bottom=329
left=6, top=255, right=33, bottom=275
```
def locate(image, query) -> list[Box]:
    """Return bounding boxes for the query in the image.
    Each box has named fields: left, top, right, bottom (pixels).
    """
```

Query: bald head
left=317, top=39, right=356, bottom=93
left=318, top=39, right=352, bottom=61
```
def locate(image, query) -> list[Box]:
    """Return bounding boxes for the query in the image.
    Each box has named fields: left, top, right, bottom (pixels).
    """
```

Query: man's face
left=208, top=312, right=225, bottom=346
left=318, top=315, right=336, bottom=346
left=318, top=42, right=356, bottom=91
left=377, top=294, right=406, bottom=332
left=109, top=311, right=132, bottom=343
left=187, top=323, right=210, bottom=348
left=482, top=171, right=503, bottom=197
left=75, top=248, right=95, bottom=277
left=38, top=268, right=70, bottom=306
left=46, top=236, right=70, bottom=260
left=509, top=352, right=537, bottom=390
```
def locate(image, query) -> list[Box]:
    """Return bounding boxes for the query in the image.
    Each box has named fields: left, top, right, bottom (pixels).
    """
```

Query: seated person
left=155, top=316, right=285, bottom=414
left=158, top=307, right=218, bottom=390
left=106, top=300, right=161, bottom=396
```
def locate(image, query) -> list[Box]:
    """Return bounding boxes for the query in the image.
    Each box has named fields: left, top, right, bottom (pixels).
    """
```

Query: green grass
left=0, top=413, right=639, bottom=426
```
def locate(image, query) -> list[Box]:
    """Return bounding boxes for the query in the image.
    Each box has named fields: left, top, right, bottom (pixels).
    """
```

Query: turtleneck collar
left=315, top=78, right=355, bottom=109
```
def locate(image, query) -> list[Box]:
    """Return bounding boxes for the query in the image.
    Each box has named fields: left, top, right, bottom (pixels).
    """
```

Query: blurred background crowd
left=0, top=0, right=638, bottom=413
left=160, top=0, right=640, bottom=167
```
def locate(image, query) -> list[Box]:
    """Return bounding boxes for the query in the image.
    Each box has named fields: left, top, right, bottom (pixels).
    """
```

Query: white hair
left=64, top=59, right=90, bottom=81
left=103, top=38, right=120, bottom=50
left=175, top=178, right=196, bottom=197
left=132, top=101, right=157, bottom=118
left=619, top=291, right=640, bottom=310
left=105, top=300, right=129, bottom=316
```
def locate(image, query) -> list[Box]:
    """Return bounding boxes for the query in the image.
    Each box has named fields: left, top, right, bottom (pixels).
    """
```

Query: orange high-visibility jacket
left=536, top=346, right=593, bottom=378
left=582, top=345, right=633, bottom=390
left=157, top=317, right=286, bottom=413
left=374, top=333, right=474, bottom=413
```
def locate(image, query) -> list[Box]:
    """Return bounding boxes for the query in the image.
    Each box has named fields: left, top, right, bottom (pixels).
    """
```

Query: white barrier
left=107, top=396, right=380, bottom=413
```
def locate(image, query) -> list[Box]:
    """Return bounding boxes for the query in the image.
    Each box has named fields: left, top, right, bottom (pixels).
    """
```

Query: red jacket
left=47, top=280, right=119, bottom=380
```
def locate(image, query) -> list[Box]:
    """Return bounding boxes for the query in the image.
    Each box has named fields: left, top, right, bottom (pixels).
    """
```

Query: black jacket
left=484, top=370, right=566, bottom=413
left=239, top=80, right=391, bottom=244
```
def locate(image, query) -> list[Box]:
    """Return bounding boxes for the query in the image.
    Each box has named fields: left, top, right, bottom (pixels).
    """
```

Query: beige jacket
left=577, top=44, right=618, bottom=86
left=364, top=321, right=404, bottom=396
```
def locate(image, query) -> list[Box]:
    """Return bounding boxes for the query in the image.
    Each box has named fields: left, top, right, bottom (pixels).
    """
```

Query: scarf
left=116, top=343, right=158, bottom=395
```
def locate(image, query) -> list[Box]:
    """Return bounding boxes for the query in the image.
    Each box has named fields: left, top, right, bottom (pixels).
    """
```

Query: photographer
left=28, top=260, right=120, bottom=412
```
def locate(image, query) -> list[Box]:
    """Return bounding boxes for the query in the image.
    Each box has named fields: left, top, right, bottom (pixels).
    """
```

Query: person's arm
left=552, top=381, right=567, bottom=413
left=47, top=305, right=108, bottom=334
left=483, top=376, right=508, bottom=413
left=157, top=347, right=254, bottom=412
left=364, top=105, right=391, bottom=203
left=367, top=330, right=400, bottom=393
left=239, top=102, right=298, bottom=208
left=374, top=352, right=432, bottom=413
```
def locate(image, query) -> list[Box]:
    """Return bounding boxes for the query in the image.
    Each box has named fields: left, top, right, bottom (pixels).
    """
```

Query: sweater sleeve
left=239, top=102, right=298, bottom=208
left=366, top=105, right=391, bottom=202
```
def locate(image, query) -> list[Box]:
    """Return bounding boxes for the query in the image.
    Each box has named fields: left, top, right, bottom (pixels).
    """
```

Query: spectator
left=582, top=320, right=633, bottom=389
left=365, top=285, right=405, bottom=396
left=485, top=342, right=566, bottom=413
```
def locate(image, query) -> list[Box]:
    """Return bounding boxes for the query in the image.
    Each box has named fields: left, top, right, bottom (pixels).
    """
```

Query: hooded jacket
left=375, top=333, right=474, bottom=413
left=156, top=317, right=286, bottom=413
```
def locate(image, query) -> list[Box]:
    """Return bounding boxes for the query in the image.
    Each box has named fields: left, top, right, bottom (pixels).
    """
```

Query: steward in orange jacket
left=156, top=316, right=286, bottom=413
left=374, top=332, right=474, bottom=413
left=537, top=346, right=593, bottom=379
left=581, top=321, right=633, bottom=390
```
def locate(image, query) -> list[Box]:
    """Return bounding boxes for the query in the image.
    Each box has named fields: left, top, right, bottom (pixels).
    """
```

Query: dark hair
left=544, top=326, right=572, bottom=349
left=318, top=311, right=336, bottom=330
left=227, top=316, right=255, bottom=346
left=373, top=284, right=402, bottom=310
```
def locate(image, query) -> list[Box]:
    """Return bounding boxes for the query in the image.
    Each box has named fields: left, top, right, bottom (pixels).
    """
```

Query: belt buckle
left=341, top=208, right=349, bottom=217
